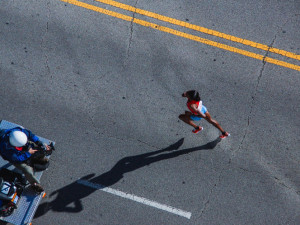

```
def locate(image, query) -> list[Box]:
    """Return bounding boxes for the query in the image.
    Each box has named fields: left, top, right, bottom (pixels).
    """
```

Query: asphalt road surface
left=0, top=0, right=299, bottom=224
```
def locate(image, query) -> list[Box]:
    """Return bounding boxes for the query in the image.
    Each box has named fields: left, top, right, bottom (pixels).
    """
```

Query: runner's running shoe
left=220, top=132, right=230, bottom=139
left=192, top=126, right=203, bottom=134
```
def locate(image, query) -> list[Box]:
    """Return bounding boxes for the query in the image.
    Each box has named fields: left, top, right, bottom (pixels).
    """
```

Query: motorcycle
left=0, top=142, right=54, bottom=217
left=0, top=168, right=24, bottom=217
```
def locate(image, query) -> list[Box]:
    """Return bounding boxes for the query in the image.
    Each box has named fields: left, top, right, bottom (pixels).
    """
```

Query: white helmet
left=9, top=131, right=28, bottom=147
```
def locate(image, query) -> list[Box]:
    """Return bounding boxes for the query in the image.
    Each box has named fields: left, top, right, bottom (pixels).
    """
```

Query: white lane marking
left=77, top=179, right=192, bottom=219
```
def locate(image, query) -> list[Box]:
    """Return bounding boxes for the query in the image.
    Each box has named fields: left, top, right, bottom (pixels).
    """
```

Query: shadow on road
left=35, top=137, right=221, bottom=217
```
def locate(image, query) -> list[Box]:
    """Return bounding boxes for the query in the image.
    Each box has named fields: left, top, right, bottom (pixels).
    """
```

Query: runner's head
left=9, top=131, right=28, bottom=147
left=183, top=90, right=201, bottom=101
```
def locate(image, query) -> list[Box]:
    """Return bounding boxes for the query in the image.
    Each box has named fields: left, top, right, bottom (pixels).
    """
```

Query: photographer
left=0, top=127, right=51, bottom=193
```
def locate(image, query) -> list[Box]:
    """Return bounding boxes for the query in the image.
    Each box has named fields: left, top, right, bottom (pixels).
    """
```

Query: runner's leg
left=204, top=111, right=225, bottom=133
left=179, top=113, right=199, bottom=129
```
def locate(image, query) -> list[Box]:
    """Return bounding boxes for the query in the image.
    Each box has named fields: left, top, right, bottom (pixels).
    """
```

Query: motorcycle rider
left=0, top=127, right=50, bottom=193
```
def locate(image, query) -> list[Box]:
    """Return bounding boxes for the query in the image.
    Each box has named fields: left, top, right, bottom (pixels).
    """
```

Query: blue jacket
left=0, top=127, right=40, bottom=163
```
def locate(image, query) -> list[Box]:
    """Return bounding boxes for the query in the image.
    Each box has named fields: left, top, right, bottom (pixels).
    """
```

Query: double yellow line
left=61, top=0, right=300, bottom=71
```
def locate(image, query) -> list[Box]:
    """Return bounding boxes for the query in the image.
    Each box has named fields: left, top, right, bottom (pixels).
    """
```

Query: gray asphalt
left=0, top=0, right=299, bottom=224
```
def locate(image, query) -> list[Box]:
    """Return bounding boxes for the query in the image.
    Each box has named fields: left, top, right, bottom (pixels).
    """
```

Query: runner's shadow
left=35, top=137, right=220, bottom=217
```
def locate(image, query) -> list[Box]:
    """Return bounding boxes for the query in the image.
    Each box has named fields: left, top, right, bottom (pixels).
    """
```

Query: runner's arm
left=190, top=104, right=206, bottom=118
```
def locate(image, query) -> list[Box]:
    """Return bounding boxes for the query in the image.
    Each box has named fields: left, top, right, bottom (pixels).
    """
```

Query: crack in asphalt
left=273, top=177, right=300, bottom=196
left=41, top=1, right=51, bottom=76
left=205, top=36, right=279, bottom=223
left=124, top=0, right=139, bottom=66
left=239, top=166, right=300, bottom=197
left=198, top=170, right=223, bottom=220
left=231, top=13, right=295, bottom=160
left=230, top=35, right=277, bottom=163
left=238, top=166, right=261, bottom=174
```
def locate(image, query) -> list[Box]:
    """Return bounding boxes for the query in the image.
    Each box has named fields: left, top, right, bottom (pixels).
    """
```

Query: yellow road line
left=94, top=0, right=300, bottom=61
left=61, top=0, right=300, bottom=72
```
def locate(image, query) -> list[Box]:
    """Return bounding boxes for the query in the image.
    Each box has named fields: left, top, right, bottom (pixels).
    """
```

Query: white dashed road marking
left=77, top=179, right=192, bottom=219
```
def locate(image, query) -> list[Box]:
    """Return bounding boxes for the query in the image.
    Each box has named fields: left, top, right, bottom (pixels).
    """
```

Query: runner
left=179, top=90, right=230, bottom=139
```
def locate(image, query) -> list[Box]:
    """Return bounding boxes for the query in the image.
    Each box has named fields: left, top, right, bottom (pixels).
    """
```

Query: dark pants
left=13, top=162, right=40, bottom=184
